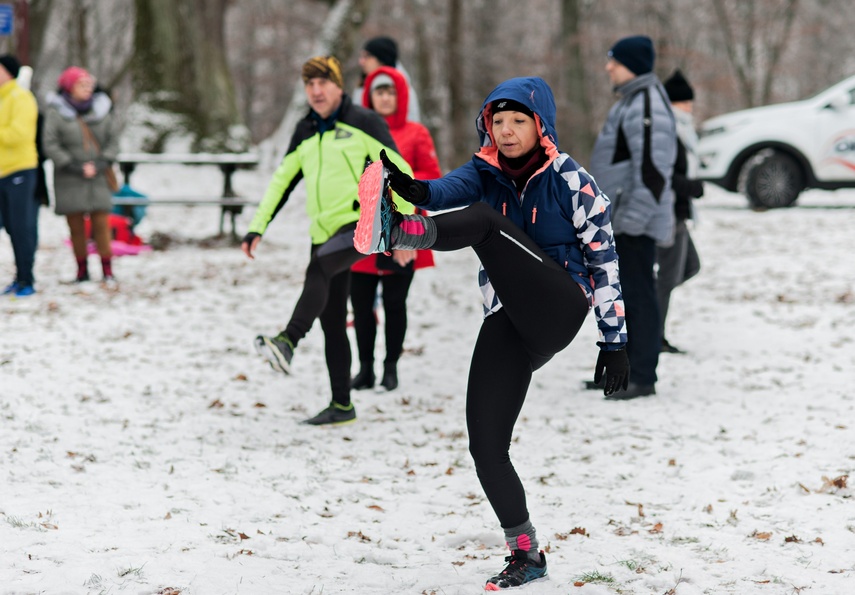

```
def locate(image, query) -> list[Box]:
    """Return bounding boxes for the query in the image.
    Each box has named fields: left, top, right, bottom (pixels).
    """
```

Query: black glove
left=689, top=179, right=704, bottom=198
left=594, top=348, right=630, bottom=396
left=241, top=231, right=261, bottom=247
left=379, top=149, right=428, bottom=204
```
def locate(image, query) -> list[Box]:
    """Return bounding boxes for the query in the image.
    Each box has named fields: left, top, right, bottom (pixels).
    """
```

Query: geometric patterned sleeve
left=562, top=161, right=628, bottom=351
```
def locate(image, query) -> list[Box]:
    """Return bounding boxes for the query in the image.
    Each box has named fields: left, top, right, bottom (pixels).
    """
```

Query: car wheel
left=744, top=151, right=804, bottom=208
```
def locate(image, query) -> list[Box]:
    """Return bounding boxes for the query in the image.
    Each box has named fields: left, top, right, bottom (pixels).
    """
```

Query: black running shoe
left=485, top=550, right=547, bottom=591
left=254, top=333, right=294, bottom=375
left=660, top=338, right=685, bottom=354
left=301, top=402, right=356, bottom=426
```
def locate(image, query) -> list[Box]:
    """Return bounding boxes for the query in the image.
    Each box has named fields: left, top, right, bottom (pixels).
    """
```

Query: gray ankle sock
left=391, top=213, right=436, bottom=250
left=504, top=520, right=540, bottom=561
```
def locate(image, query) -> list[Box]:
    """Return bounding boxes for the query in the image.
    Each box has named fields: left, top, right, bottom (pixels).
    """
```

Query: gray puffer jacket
left=42, top=91, right=118, bottom=216
left=590, top=73, right=676, bottom=245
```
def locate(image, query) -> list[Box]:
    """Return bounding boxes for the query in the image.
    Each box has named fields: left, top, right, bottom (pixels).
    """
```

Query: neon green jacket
left=250, top=95, right=413, bottom=244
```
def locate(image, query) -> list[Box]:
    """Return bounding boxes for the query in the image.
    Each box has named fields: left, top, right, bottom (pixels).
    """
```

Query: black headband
left=490, top=98, right=534, bottom=119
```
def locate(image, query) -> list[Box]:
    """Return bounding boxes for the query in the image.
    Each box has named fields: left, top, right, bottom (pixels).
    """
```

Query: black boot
left=351, top=362, right=375, bottom=390
left=380, top=362, right=398, bottom=391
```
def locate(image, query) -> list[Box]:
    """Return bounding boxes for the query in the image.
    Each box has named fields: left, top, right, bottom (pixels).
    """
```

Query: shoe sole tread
left=354, top=161, right=386, bottom=254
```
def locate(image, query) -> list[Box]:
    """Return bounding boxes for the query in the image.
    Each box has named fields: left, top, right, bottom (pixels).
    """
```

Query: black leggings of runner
left=284, top=223, right=365, bottom=406
left=350, top=272, right=415, bottom=366
left=431, top=202, right=590, bottom=528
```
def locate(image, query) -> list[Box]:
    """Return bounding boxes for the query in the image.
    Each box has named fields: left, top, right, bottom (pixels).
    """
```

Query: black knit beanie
left=608, top=35, right=654, bottom=76
left=0, top=55, right=21, bottom=78
left=363, top=36, right=398, bottom=67
left=664, top=69, right=694, bottom=102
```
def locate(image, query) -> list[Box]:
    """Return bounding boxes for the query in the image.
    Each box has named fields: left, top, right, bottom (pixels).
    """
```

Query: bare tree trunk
left=760, top=0, right=799, bottom=104
left=24, top=0, right=55, bottom=67
left=446, top=0, right=467, bottom=168
left=264, top=0, right=371, bottom=167
left=559, top=0, right=595, bottom=164
left=712, top=0, right=755, bottom=106
left=711, top=0, right=800, bottom=108
left=413, top=3, right=442, bottom=169
left=133, top=0, right=242, bottom=151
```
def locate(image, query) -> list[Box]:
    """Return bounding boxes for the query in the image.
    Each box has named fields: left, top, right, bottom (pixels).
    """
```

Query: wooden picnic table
left=113, top=152, right=261, bottom=239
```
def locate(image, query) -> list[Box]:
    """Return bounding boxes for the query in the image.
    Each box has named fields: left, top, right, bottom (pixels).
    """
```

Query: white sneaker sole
left=254, top=336, right=291, bottom=375
left=354, top=160, right=387, bottom=254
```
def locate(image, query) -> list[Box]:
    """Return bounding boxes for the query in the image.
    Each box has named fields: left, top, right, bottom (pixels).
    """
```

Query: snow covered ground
left=1, top=166, right=853, bottom=595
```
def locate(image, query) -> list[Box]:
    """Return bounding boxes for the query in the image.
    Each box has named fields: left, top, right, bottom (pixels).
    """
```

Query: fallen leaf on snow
left=818, top=475, right=848, bottom=491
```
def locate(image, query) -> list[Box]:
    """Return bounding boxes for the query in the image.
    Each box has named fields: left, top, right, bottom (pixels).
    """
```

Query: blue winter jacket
left=421, top=77, right=627, bottom=350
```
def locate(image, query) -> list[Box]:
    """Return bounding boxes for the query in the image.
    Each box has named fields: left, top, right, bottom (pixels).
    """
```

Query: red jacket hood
left=362, top=66, right=409, bottom=130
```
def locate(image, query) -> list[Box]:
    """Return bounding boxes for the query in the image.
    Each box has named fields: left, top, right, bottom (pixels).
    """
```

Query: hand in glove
left=594, top=348, right=630, bottom=396
left=379, top=149, right=428, bottom=204
left=241, top=232, right=262, bottom=259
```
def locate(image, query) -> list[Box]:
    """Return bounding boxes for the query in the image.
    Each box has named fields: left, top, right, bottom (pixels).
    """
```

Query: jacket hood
left=475, top=77, right=560, bottom=168
left=46, top=90, right=112, bottom=122
left=362, top=66, right=409, bottom=130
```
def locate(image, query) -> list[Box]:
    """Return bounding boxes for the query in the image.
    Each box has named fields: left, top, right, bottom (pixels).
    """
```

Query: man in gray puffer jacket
left=590, top=35, right=676, bottom=400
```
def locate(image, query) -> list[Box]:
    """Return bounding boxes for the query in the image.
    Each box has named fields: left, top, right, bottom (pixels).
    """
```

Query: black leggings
left=350, top=272, right=415, bottom=365
left=431, top=202, right=590, bottom=528
left=284, top=223, right=365, bottom=406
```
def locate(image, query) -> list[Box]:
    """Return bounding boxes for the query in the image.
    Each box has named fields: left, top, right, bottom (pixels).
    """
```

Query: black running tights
left=350, top=271, right=415, bottom=366
left=431, top=202, right=590, bottom=528
left=283, top=224, right=365, bottom=406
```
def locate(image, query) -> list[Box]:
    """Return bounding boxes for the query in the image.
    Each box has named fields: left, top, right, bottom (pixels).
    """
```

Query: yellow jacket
left=0, top=79, right=38, bottom=178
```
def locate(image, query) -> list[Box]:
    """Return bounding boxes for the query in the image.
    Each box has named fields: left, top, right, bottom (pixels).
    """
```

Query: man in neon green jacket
left=242, top=55, right=413, bottom=426
left=0, top=55, right=39, bottom=297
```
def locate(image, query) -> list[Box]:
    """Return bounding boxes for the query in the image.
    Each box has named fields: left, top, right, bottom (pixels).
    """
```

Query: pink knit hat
left=57, top=66, right=92, bottom=92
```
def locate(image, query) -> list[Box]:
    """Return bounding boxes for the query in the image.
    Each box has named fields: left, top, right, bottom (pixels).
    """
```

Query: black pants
left=350, top=271, right=415, bottom=366
left=0, top=169, right=39, bottom=286
left=614, top=233, right=660, bottom=385
left=284, top=224, right=365, bottom=407
left=656, top=220, right=700, bottom=340
left=431, top=202, right=589, bottom=528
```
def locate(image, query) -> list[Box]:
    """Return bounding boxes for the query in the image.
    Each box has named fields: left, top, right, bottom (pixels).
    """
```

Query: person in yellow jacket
left=0, top=55, right=39, bottom=297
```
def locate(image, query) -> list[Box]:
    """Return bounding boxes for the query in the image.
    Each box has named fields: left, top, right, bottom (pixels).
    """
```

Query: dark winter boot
left=380, top=362, right=398, bottom=391
left=351, top=362, right=375, bottom=390
left=75, top=257, right=89, bottom=283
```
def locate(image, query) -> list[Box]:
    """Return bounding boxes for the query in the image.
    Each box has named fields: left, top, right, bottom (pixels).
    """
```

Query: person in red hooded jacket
left=350, top=66, right=441, bottom=391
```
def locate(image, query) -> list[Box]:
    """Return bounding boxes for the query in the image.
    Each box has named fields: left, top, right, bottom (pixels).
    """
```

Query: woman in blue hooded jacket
left=357, top=77, right=629, bottom=589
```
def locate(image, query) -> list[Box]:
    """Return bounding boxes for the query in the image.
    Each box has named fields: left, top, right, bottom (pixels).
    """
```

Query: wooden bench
left=112, top=152, right=260, bottom=239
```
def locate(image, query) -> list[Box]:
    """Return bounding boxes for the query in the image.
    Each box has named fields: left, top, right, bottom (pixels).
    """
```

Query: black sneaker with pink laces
left=484, top=550, right=547, bottom=590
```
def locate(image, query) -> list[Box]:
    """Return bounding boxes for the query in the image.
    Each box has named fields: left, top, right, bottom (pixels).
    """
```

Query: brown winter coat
left=42, top=91, right=119, bottom=215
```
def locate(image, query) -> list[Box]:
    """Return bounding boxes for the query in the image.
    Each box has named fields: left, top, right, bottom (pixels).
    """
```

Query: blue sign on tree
left=0, top=4, right=13, bottom=36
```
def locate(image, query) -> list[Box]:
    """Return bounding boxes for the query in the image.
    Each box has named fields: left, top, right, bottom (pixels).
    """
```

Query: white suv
left=698, top=75, right=855, bottom=208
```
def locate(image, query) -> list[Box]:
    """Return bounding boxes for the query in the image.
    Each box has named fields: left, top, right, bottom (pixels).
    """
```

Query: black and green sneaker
left=301, top=402, right=356, bottom=426
left=484, top=550, right=547, bottom=591
left=254, top=333, right=294, bottom=375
